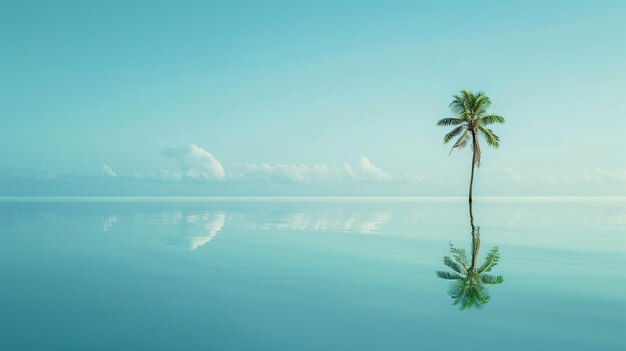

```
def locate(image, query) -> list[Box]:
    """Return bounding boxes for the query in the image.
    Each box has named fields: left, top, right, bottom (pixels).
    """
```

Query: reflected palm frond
left=436, top=202, right=504, bottom=310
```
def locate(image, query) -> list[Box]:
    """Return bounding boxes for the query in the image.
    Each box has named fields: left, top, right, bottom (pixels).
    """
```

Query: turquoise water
left=1, top=198, right=625, bottom=350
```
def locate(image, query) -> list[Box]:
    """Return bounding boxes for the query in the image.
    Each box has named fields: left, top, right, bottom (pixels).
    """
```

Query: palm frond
left=436, top=271, right=464, bottom=280
left=449, top=246, right=467, bottom=259
left=443, top=256, right=466, bottom=274
left=449, top=245, right=469, bottom=269
left=473, top=92, right=491, bottom=116
left=448, top=280, right=465, bottom=299
left=437, top=118, right=464, bottom=127
left=443, top=125, right=465, bottom=143
left=480, top=274, right=504, bottom=284
left=479, top=114, right=505, bottom=125
left=461, top=90, right=474, bottom=102
left=462, top=90, right=474, bottom=115
left=449, top=131, right=469, bottom=155
left=449, top=278, right=490, bottom=310
left=478, top=126, right=500, bottom=148
left=478, top=247, right=501, bottom=273
left=449, top=94, right=466, bottom=115
left=461, top=285, right=490, bottom=310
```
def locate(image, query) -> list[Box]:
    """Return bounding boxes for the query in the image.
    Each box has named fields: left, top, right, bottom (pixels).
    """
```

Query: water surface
left=1, top=198, right=625, bottom=350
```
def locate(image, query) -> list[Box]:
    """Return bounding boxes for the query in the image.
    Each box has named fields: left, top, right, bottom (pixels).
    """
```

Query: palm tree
left=436, top=225, right=504, bottom=310
left=437, top=90, right=504, bottom=203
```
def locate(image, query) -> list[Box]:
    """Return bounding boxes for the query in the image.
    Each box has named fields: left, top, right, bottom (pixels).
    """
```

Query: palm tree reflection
left=436, top=202, right=504, bottom=310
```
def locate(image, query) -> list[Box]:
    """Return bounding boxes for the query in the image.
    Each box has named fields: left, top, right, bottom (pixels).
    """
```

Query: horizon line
left=2, top=196, right=626, bottom=202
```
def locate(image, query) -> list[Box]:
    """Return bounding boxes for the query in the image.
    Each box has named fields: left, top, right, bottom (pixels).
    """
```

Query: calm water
left=1, top=198, right=625, bottom=350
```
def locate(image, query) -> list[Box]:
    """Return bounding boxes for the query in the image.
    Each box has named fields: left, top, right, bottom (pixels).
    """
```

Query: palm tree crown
left=436, top=226, right=504, bottom=310
left=437, top=90, right=504, bottom=167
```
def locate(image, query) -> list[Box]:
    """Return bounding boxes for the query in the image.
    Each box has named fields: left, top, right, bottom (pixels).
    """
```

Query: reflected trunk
left=469, top=201, right=480, bottom=272
left=436, top=200, right=504, bottom=310
left=469, top=131, right=477, bottom=203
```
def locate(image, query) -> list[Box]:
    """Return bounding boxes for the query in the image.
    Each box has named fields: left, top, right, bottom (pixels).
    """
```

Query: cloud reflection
left=131, top=208, right=394, bottom=251
left=243, top=211, right=392, bottom=234
left=102, top=215, right=117, bottom=232
left=156, top=211, right=226, bottom=250
left=187, top=213, right=226, bottom=250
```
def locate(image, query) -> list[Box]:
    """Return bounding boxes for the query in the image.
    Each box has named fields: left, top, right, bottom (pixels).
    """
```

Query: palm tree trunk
left=469, top=132, right=477, bottom=203
left=468, top=201, right=475, bottom=229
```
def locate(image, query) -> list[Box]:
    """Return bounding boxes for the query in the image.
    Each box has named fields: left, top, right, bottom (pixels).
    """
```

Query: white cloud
left=236, top=157, right=393, bottom=184
left=352, top=157, right=393, bottom=183
left=52, top=149, right=425, bottom=187
left=102, top=164, right=117, bottom=177
left=401, top=173, right=427, bottom=184
left=162, top=144, right=225, bottom=181
left=505, top=167, right=626, bottom=186
left=582, top=168, right=626, bottom=183
left=507, top=168, right=523, bottom=182
left=237, top=163, right=347, bottom=183
left=159, top=170, right=182, bottom=181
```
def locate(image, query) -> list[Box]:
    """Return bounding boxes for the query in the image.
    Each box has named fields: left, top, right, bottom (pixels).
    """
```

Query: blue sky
left=1, top=0, right=626, bottom=196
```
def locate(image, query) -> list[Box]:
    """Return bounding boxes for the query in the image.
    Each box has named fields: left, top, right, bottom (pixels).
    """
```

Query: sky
left=1, top=0, right=626, bottom=196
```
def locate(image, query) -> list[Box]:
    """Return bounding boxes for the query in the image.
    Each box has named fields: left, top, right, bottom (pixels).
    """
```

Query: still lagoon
left=1, top=197, right=625, bottom=350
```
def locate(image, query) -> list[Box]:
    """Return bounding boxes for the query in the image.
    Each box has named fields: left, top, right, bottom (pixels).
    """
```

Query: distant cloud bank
left=506, top=167, right=626, bottom=185
left=2, top=144, right=426, bottom=188
left=162, top=144, right=226, bottom=181
left=235, top=156, right=393, bottom=184
left=4, top=143, right=626, bottom=196
left=119, top=144, right=402, bottom=185
left=8, top=144, right=626, bottom=194
left=349, top=157, right=393, bottom=183
left=102, top=164, right=117, bottom=177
